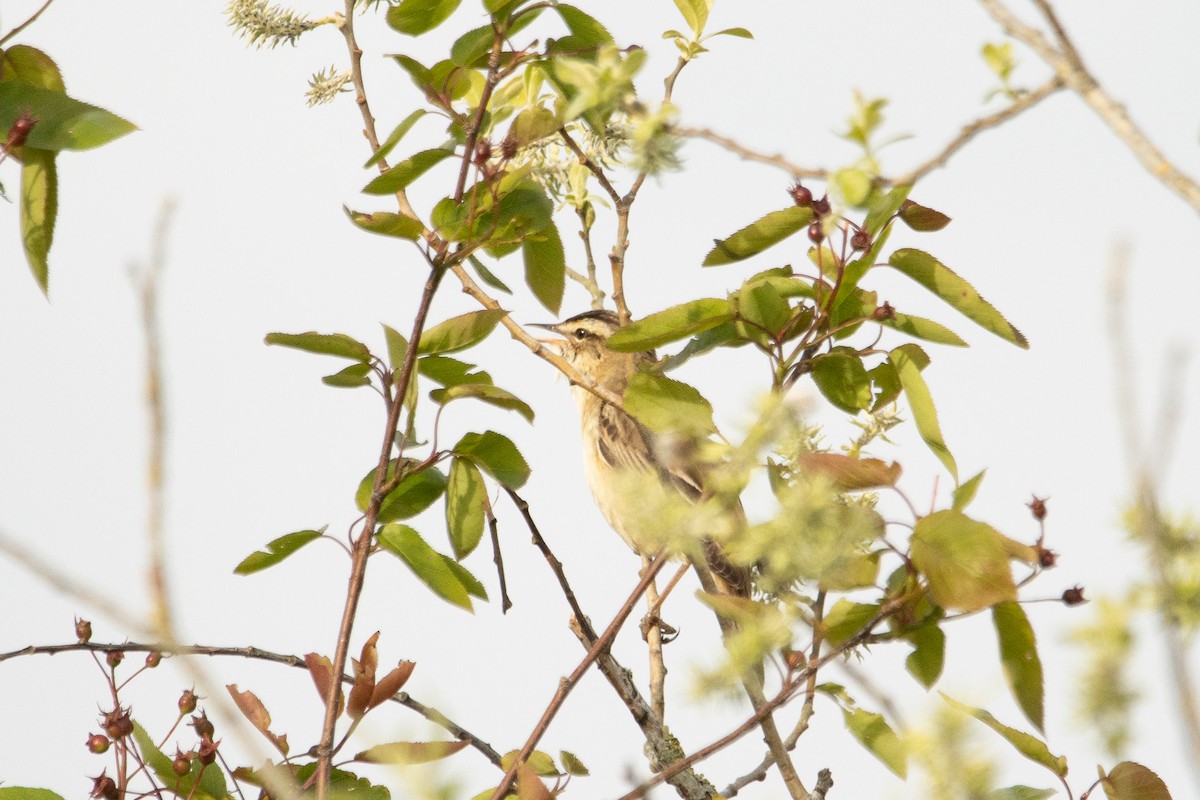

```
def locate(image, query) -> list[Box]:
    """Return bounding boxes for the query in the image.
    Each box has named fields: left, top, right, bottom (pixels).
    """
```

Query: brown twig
left=0, top=0, right=58, bottom=47
left=485, top=497, right=513, bottom=613
left=642, top=553, right=668, bottom=722
left=488, top=553, right=670, bottom=800
left=674, top=127, right=827, bottom=180
left=0, top=640, right=503, bottom=766
left=977, top=0, right=1200, bottom=213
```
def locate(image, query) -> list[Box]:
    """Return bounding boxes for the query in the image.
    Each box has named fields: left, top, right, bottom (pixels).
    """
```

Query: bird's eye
left=573, top=328, right=589, bottom=339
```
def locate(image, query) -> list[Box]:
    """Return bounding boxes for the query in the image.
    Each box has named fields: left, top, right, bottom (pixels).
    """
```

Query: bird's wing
left=595, top=402, right=703, bottom=500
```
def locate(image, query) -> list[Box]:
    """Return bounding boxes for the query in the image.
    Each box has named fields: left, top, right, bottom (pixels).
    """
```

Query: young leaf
left=1100, top=762, right=1172, bottom=800
left=132, top=721, right=228, bottom=800
left=738, top=280, right=791, bottom=337
left=993, top=601, right=1045, bottom=731
left=387, top=0, right=464, bottom=35
left=624, top=373, right=716, bottom=436
left=227, top=684, right=289, bottom=755
left=431, top=383, right=534, bottom=422
left=0, top=82, right=136, bottom=151
left=383, top=325, right=409, bottom=370
left=811, top=352, right=873, bottom=413
left=899, top=200, right=952, bottom=231
left=523, top=223, right=566, bottom=314
left=417, top=309, right=508, bottom=355
left=1, top=44, right=66, bottom=91
left=890, top=343, right=957, bottom=482
left=453, top=431, right=530, bottom=488
left=942, top=695, right=1068, bottom=778
left=346, top=632, right=380, bottom=721
left=606, top=298, right=734, bottom=351
left=419, top=355, right=493, bottom=386
left=450, top=25, right=496, bottom=68
left=703, top=205, right=814, bottom=265
left=344, top=207, right=424, bottom=240
left=986, top=788, right=1056, bottom=800
left=842, top=707, right=907, bottom=778
left=509, top=106, right=561, bottom=145
left=19, top=148, right=56, bottom=294
left=322, top=362, right=373, bottom=388
left=888, top=249, right=1029, bottom=348
left=234, top=529, right=325, bottom=575
left=369, top=661, right=416, bottom=710
left=363, top=148, right=455, bottom=194
left=912, top=510, right=1016, bottom=611
left=355, top=460, right=448, bottom=521
left=671, top=0, right=710, bottom=37
left=377, top=524, right=473, bottom=610
left=356, top=740, right=470, bottom=764
left=366, top=109, right=428, bottom=167
left=446, top=458, right=487, bottom=559
left=469, top=254, right=514, bottom=294
left=904, top=623, right=945, bottom=688
left=444, top=557, right=488, bottom=599
left=550, top=5, right=614, bottom=52
left=881, top=311, right=968, bottom=347
left=953, top=469, right=986, bottom=510
left=823, top=599, right=881, bottom=647
left=304, top=653, right=343, bottom=715
left=0, top=790, right=66, bottom=800
left=560, top=751, right=590, bottom=776
left=265, top=332, right=371, bottom=362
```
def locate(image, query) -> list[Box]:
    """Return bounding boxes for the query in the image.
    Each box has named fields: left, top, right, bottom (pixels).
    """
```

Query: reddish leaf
left=797, top=453, right=901, bottom=490
left=346, top=632, right=380, bottom=721
left=304, top=653, right=343, bottom=717
left=226, top=684, right=288, bottom=755
left=369, top=661, right=416, bottom=711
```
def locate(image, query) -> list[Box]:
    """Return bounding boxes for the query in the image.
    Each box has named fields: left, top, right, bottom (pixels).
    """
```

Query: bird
left=533, top=309, right=751, bottom=598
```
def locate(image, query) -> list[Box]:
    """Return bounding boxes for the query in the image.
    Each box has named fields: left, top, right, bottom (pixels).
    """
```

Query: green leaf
left=356, top=739, right=470, bottom=764
left=904, top=623, right=945, bottom=688
left=366, top=109, right=428, bottom=167
left=709, top=27, right=753, bottom=39
left=0, top=789, right=66, bottom=800
left=19, top=147, right=55, bottom=295
left=831, top=167, right=872, bottom=206
left=417, top=309, right=507, bottom=355
left=378, top=524, right=472, bottom=610
left=444, top=556, right=487, bottom=599
left=387, top=0, right=464, bottom=35
left=624, top=372, right=715, bottom=436
left=560, top=751, right=590, bottom=776
left=843, top=707, right=906, bottom=778
left=453, top=430, right=530, bottom=488
left=363, top=148, right=455, bottom=194
left=703, top=205, right=814, bottom=265
left=265, top=331, right=371, bottom=362
left=0, top=82, right=135, bottom=151
left=738, top=280, right=791, bottom=337
left=344, top=206, right=424, bottom=239
left=889, top=343, right=957, bottom=481
left=450, top=25, right=496, bottom=67
left=953, top=469, right=986, bottom=510
left=868, top=361, right=901, bottom=411
left=550, top=5, right=614, bottom=52
left=1101, top=762, right=1172, bottom=800
left=509, top=106, right=561, bottom=145
left=133, top=721, right=228, bottom=800
left=322, top=362, right=373, bottom=388
left=899, top=200, right=952, bottom=231
left=864, top=184, right=912, bottom=236
left=355, top=461, right=449, bottom=521
left=888, top=249, right=1028, bottom=348
left=823, top=599, right=880, bottom=647
left=811, top=352, right=873, bottom=414
left=469, top=255, right=513, bottom=295
left=431, top=383, right=534, bottom=422
left=446, top=458, right=487, bottom=559
left=607, top=298, right=734, bottom=351
left=942, top=695, right=1068, bottom=778
left=881, top=311, right=968, bottom=347
left=501, top=749, right=560, bottom=776
left=383, top=324, right=409, bottom=370
left=1, top=45, right=66, bottom=92
left=671, top=0, right=710, bottom=37
left=419, top=355, right=492, bottom=386
left=235, top=529, right=325, bottom=575
left=987, top=789, right=1056, bottom=800
left=523, top=223, right=566, bottom=314
left=993, top=601, right=1045, bottom=731
left=912, top=510, right=1016, bottom=611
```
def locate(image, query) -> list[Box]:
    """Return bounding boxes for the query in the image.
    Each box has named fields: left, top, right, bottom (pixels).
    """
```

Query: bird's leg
left=640, top=561, right=689, bottom=642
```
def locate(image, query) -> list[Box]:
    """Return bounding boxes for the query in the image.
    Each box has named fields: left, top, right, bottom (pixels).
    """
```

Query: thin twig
left=674, top=127, right=827, bottom=179
left=0, top=0, right=58, bottom=47
left=488, top=553, right=670, bottom=800
left=0, top=640, right=503, bottom=766
left=977, top=0, right=1200, bottom=213
left=485, top=497, right=513, bottom=612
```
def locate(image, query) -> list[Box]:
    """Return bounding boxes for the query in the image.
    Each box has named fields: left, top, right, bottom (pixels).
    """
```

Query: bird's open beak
left=528, top=322, right=564, bottom=348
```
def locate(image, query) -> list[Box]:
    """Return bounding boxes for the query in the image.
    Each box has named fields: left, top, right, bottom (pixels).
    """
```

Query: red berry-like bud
left=1037, top=546, right=1058, bottom=568
left=173, top=749, right=192, bottom=776
left=105, top=650, right=124, bottom=669
left=5, top=111, right=36, bottom=152
left=86, top=733, right=111, bottom=754
left=191, top=711, right=215, bottom=740
left=178, top=688, right=198, bottom=715
left=197, top=735, right=220, bottom=766
left=75, top=617, right=93, bottom=643
left=807, top=222, right=824, bottom=244
left=783, top=649, right=806, bottom=671
left=90, top=771, right=119, bottom=800
left=850, top=230, right=871, bottom=251
left=500, top=135, right=519, bottom=161
left=101, top=708, right=134, bottom=741
left=145, top=651, right=162, bottom=668
left=788, top=182, right=813, bottom=207
left=1028, top=495, right=1048, bottom=520
left=1062, top=585, right=1086, bottom=606
left=811, top=194, right=831, bottom=216
left=474, top=138, right=493, bottom=165
left=872, top=302, right=896, bottom=321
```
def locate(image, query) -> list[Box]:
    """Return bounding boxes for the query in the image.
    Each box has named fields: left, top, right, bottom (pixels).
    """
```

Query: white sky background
left=1, top=0, right=1199, bottom=796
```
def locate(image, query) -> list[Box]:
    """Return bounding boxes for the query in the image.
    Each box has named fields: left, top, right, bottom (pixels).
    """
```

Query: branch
left=674, top=127, right=828, bottom=180
left=977, top=0, right=1200, bottom=213
left=0, top=0, right=57, bottom=47
left=0, top=640, right=503, bottom=767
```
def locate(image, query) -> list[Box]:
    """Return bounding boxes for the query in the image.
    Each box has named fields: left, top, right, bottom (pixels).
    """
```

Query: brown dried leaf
left=369, top=660, right=416, bottom=711
left=517, top=762, right=554, bottom=800
left=797, top=453, right=901, bottom=490
left=304, top=652, right=343, bottom=716
left=347, top=632, right=381, bottom=721
left=226, top=684, right=289, bottom=755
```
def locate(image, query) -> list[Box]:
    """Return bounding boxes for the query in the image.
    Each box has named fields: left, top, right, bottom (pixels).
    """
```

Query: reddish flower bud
left=807, top=222, right=824, bottom=244
left=1062, top=585, right=1086, bottom=606
left=5, top=112, right=36, bottom=153
left=500, top=135, right=519, bottom=161
left=145, top=651, right=162, bottom=668
left=1027, top=495, right=1048, bottom=520
left=178, top=688, right=198, bottom=715
left=191, top=711, right=214, bottom=740
left=474, top=138, right=492, bottom=165
left=197, top=735, right=220, bottom=766
left=105, top=650, right=124, bottom=669
left=101, top=708, right=134, bottom=741
left=90, top=771, right=119, bottom=800
left=173, top=748, right=192, bottom=776
left=75, top=617, right=93, bottom=643
left=86, top=733, right=111, bottom=754
left=783, top=649, right=806, bottom=672
left=788, top=182, right=813, bottom=207
left=850, top=230, right=871, bottom=251
left=872, top=302, right=896, bottom=321
left=1037, top=546, right=1058, bottom=568
left=811, top=194, right=831, bottom=217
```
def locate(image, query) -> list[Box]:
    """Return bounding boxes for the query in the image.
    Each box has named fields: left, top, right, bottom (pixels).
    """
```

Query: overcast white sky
left=2, top=0, right=1199, bottom=797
